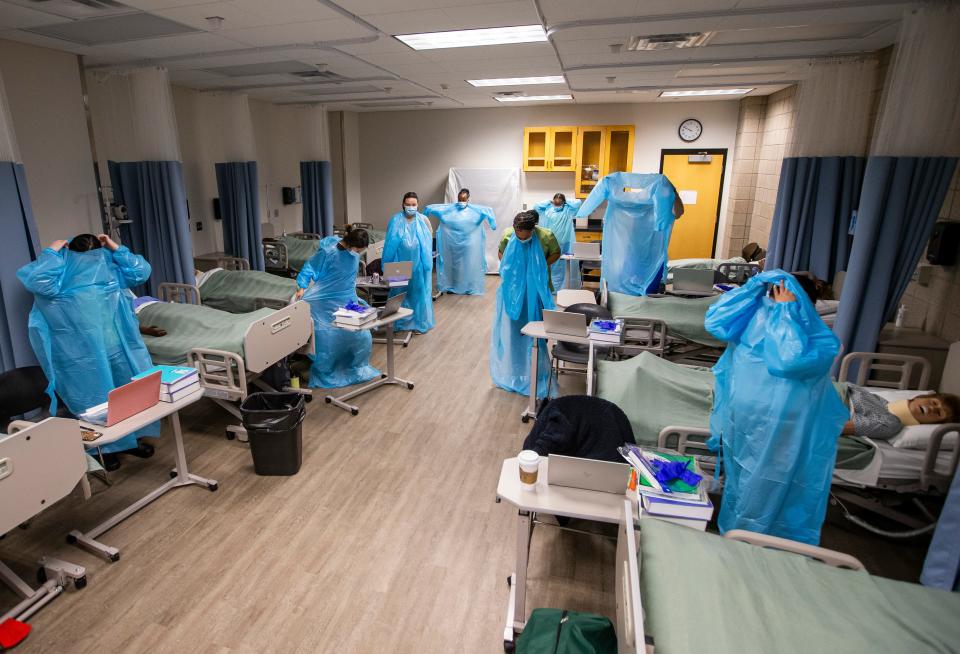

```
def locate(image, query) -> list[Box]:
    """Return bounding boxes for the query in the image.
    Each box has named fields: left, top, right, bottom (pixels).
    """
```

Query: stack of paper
left=134, top=365, right=200, bottom=403
left=588, top=318, right=624, bottom=344
left=621, top=445, right=714, bottom=531
left=334, top=305, right=377, bottom=327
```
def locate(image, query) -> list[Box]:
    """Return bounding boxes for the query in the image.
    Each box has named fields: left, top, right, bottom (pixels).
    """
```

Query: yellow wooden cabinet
left=523, top=126, right=578, bottom=172
left=574, top=125, right=635, bottom=198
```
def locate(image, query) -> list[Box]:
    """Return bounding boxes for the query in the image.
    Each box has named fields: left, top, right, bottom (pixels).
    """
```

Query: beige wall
left=356, top=101, right=740, bottom=236
left=0, top=39, right=99, bottom=244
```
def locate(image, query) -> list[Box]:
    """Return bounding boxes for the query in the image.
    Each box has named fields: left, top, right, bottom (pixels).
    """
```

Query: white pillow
left=867, top=389, right=957, bottom=450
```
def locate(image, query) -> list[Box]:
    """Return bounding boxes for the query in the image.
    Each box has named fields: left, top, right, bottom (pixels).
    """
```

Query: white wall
left=342, top=111, right=364, bottom=224
left=0, top=39, right=99, bottom=244
left=250, top=99, right=305, bottom=238
left=357, top=101, right=739, bottom=241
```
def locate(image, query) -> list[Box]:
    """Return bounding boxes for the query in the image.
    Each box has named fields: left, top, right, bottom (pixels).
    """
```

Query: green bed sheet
left=368, top=228, right=386, bottom=243
left=279, top=235, right=321, bottom=270
left=200, top=269, right=297, bottom=313
left=640, top=518, right=960, bottom=653
left=608, top=292, right=723, bottom=347
left=138, top=302, right=274, bottom=365
left=596, top=352, right=873, bottom=470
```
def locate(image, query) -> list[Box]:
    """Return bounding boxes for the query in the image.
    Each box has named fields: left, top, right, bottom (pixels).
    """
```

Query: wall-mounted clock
left=678, top=118, right=702, bottom=142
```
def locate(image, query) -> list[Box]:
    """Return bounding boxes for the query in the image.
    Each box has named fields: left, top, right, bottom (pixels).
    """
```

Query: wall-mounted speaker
left=927, top=221, right=960, bottom=266
left=282, top=186, right=302, bottom=205
left=213, top=197, right=222, bottom=221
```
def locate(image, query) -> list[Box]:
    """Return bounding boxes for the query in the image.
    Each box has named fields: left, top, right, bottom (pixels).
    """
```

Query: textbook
left=334, top=307, right=377, bottom=326
left=642, top=494, right=714, bottom=521
left=638, top=509, right=709, bottom=531
left=588, top=318, right=624, bottom=344
left=133, top=365, right=199, bottom=393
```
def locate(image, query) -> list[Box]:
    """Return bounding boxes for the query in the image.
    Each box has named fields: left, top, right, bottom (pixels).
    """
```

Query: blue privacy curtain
left=833, top=156, right=957, bottom=356
left=767, top=156, right=865, bottom=281
left=216, top=161, right=263, bottom=270
left=300, top=160, right=334, bottom=237
left=0, top=161, right=40, bottom=371
left=109, top=160, right=194, bottom=296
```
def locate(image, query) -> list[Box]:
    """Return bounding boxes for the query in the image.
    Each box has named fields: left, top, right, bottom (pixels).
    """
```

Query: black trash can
left=240, top=392, right=306, bottom=476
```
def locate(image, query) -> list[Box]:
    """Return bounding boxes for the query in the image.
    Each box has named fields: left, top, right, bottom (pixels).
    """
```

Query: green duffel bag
left=516, top=608, right=617, bottom=654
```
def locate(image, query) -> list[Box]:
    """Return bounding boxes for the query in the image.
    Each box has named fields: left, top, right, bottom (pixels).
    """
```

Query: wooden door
left=661, top=150, right=727, bottom=259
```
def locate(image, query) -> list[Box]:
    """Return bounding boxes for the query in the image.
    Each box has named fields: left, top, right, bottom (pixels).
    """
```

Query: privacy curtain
left=832, top=156, right=957, bottom=355
left=0, top=162, right=40, bottom=370
left=109, top=160, right=194, bottom=295
left=766, top=156, right=864, bottom=281
left=216, top=161, right=263, bottom=271
left=300, top=160, right=334, bottom=237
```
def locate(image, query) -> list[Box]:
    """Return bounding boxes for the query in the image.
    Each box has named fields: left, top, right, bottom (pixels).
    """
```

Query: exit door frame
left=659, top=148, right=728, bottom=258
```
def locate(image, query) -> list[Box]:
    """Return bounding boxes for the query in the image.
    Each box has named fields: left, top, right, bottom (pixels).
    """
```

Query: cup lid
left=518, top=450, right=540, bottom=465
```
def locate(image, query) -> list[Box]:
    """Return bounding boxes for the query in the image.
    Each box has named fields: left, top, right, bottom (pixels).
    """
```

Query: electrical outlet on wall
left=196, top=221, right=203, bottom=231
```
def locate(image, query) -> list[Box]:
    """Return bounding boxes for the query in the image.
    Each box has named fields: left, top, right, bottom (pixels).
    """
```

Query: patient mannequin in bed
left=842, top=388, right=959, bottom=438
left=128, top=293, right=167, bottom=337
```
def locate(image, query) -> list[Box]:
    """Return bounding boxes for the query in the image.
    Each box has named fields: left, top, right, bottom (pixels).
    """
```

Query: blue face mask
left=457, top=201, right=468, bottom=209
left=404, top=206, right=417, bottom=216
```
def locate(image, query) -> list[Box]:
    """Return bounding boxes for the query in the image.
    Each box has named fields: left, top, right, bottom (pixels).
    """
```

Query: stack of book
left=334, top=305, right=377, bottom=328
left=133, top=365, right=200, bottom=403
left=588, top=318, right=624, bottom=344
left=620, top=445, right=714, bottom=531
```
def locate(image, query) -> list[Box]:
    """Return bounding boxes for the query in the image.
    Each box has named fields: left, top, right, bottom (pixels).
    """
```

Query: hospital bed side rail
left=216, top=256, right=249, bottom=271
left=158, top=282, right=201, bottom=306
left=616, top=501, right=867, bottom=654
left=263, top=238, right=290, bottom=273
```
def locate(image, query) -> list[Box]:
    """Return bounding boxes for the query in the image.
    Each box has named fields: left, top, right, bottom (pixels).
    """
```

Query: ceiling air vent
left=293, top=70, right=347, bottom=82
left=6, top=0, right=132, bottom=19
left=627, top=32, right=714, bottom=51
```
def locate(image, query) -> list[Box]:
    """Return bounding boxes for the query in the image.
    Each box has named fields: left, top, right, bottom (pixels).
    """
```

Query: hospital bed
left=263, top=232, right=321, bottom=275
left=615, top=501, right=960, bottom=654
left=134, top=292, right=314, bottom=441
left=592, top=347, right=960, bottom=536
left=1, top=418, right=89, bottom=623
left=666, top=256, right=760, bottom=282
left=163, top=268, right=298, bottom=314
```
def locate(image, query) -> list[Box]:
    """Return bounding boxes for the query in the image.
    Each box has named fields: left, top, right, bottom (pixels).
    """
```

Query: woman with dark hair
left=294, top=228, right=379, bottom=388
left=383, top=191, right=434, bottom=333
left=17, top=233, right=156, bottom=470
left=489, top=210, right=558, bottom=397
left=533, top=192, right=583, bottom=290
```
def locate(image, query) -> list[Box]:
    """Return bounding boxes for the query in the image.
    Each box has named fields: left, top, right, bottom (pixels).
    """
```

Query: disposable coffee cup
left=518, top=450, right=540, bottom=490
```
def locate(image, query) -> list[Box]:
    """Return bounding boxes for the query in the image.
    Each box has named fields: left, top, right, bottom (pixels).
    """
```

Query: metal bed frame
left=148, top=284, right=314, bottom=441
left=262, top=232, right=321, bottom=275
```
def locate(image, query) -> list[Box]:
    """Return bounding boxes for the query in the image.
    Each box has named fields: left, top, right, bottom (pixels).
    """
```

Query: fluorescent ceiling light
left=468, top=76, right=565, bottom=87
left=660, top=88, right=754, bottom=97
left=395, top=25, right=547, bottom=50
left=495, top=94, right=573, bottom=103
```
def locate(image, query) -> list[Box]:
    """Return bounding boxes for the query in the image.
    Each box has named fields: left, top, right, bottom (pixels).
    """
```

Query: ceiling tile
left=220, top=18, right=372, bottom=47
left=362, top=9, right=454, bottom=34
left=0, top=3, right=73, bottom=29
left=441, top=1, right=540, bottom=28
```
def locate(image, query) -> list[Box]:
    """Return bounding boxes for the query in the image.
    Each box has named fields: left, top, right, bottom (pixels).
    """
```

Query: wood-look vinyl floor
left=1, top=277, right=611, bottom=653
left=1, top=276, right=929, bottom=652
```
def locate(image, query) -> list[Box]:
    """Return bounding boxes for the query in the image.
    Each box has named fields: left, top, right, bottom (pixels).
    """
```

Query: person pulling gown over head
left=423, top=188, right=496, bottom=296
left=383, top=191, right=435, bottom=333
left=534, top=193, right=582, bottom=291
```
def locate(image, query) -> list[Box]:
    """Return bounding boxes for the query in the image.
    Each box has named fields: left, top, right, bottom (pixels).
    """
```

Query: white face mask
left=457, top=201, right=468, bottom=209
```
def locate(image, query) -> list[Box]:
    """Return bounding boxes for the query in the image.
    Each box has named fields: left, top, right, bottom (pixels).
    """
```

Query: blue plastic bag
left=489, top=230, right=556, bottom=397
left=383, top=211, right=435, bottom=333
left=298, top=237, right=381, bottom=388
left=18, top=246, right=157, bottom=453
left=705, top=270, right=848, bottom=545
left=424, top=202, right=496, bottom=295
left=534, top=198, right=582, bottom=290
left=576, top=172, right=679, bottom=296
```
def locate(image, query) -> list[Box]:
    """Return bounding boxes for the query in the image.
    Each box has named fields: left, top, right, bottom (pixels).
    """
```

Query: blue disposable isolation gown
left=705, top=270, right=848, bottom=545
left=383, top=211, right=435, bottom=333
left=423, top=203, right=496, bottom=295
left=576, top=172, right=679, bottom=296
left=17, top=246, right=157, bottom=453
left=489, top=231, right=556, bottom=397
left=297, top=237, right=381, bottom=388
left=534, top=198, right=582, bottom=290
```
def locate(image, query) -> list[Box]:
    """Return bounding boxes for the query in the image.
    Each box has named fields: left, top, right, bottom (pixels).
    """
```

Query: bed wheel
left=169, top=470, right=177, bottom=479
left=503, top=639, right=515, bottom=652
left=109, top=552, right=120, bottom=563
left=406, top=382, right=414, bottom=390
left=74, top=576, right=87, bottom=590
left=351, top=408, right=359, bottom=416
left=36, top=567, right=46, bottom=584
left=207, top=482, right=219, bottom=492
left=381, top=373, right=388, bottom=379
left=521, top=416, right=530, bottom=424
left=324, top=397, right=332, bottom=404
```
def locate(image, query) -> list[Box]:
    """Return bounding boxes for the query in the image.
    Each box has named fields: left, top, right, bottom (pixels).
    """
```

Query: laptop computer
left=543, top=309, right=587, bottom=337
left=81, top=371, right=162, bottom=426
left=383, top=261, right=413, bottom=282
left=671, top=268, right=716, bottom=296
left=572, top=241, right=601, bottom=259
left=377, top=292, right=405, bottom=319
left=548, top=455, right=632, bottom=494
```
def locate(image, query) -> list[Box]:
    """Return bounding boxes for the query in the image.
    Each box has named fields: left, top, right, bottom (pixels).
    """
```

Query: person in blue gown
left=17, top=233, right=157, bottom=470
left=489, top=210, right=560, bottom=397
left=383, top=191, right=435, bottom=333
left=705, top=271, right=848, bottom=545
left=534, top=193, right=582, bottom=290
left=424, top=188, right=496, bottom=295
left=295, top=229, right=380, bottom=388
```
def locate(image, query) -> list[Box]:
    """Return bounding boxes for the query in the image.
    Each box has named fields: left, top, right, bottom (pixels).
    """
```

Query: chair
left=551, top=303, right=613, bottom=379
left=556, top=289, right=597, bottom=311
